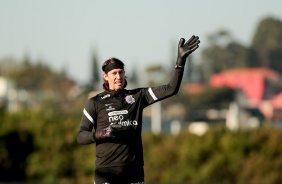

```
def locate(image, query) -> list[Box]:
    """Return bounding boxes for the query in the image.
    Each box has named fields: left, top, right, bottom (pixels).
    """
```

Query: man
left=77, top=35, right=200, bottom=184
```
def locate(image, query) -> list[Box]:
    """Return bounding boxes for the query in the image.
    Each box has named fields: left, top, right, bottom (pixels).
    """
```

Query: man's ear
left=103, top=73, right=108, bottom=81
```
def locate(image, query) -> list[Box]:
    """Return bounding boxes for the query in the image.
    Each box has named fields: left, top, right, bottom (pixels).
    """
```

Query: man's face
left=103, top=68, right=125, bottom=91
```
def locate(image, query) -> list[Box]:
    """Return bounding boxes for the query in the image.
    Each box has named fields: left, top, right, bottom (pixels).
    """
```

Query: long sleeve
left=77, top=98, right=97, bottom=145
left=77, top=120, right=95, bottom=144
left=145, top=68, right=184, bottom=104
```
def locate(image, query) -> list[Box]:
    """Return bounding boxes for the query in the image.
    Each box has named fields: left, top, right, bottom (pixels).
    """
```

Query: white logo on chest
left=125, top=95, right=135, bottom=104
left=108, top=110, right=138, bottom=126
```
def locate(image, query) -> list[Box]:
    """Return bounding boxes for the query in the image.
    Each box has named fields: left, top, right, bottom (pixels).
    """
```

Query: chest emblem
left=125, top=95, right=135, bottom=104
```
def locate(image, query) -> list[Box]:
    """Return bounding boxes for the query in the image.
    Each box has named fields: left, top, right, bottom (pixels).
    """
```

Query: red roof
left=210, top=68, right=280, bottom=106
left=184, top=83, right=204, bottom=94
left=271, top=93, right=282, bottom=108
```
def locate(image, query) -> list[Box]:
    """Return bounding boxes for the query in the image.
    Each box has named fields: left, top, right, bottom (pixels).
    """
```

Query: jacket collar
left=106, top=89, right=126, bottom=97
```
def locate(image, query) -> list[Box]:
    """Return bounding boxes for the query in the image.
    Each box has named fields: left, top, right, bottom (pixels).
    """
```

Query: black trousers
left=94, top=164, right=144, bottom=184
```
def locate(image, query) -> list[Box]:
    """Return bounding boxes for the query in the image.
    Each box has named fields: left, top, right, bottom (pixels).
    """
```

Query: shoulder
left=85, top=91, right=107, bottom=107
left=124, top=88, right=151, bottom=99
left=87, top=91, right=108, bottom=101
left=125, top=88, right=147, bottom=95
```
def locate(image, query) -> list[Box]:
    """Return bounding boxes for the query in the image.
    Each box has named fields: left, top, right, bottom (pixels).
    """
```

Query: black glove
left=175, top=35, right=200, bottom=69
left=93, top=124, right=120, bottom=141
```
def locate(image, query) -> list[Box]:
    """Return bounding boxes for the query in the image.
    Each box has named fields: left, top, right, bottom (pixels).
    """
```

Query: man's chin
left=115, top=85, right=123, bottom=90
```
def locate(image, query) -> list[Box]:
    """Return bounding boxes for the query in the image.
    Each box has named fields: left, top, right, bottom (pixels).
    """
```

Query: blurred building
left=0, top=77, right=19, bottom=111
left=210, top=67, right=282, bottom=129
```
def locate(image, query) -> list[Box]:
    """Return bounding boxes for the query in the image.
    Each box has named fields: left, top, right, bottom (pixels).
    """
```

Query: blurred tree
left=5, top=56, right=75, bottom=93
left=185, top=56, right=202, bottom=83
left=251, top=17, right=282, bottom=73
left=0, top=57, right=19, bottom=76
left=89, top=50, right=100, bottom=91
left=128, top=66, right=139, bottom=87
left=0, top=56, right=77, bottom=112
left=199, top=16, right=282, bottom=84
left=178, top=86, right=235, bottom=123
left=145, top=64, right=167, bottom=86
left=199, top=30, right=249, bottom=83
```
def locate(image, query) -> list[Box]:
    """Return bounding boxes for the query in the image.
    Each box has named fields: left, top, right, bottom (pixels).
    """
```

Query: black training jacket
left=77, top=68, right=184, bottom=168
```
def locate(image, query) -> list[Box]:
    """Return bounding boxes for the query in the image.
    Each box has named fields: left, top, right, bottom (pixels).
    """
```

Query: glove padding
left=176, top=35, right=200, bottom=68
left=93, top=124, right=119, bottom=141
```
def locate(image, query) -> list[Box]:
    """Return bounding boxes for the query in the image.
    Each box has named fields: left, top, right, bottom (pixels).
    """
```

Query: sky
left=1, top=0, right=282, bottom=84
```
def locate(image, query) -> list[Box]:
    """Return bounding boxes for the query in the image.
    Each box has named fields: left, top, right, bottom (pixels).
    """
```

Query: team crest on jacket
left=125, top=95, right=135, bottom=104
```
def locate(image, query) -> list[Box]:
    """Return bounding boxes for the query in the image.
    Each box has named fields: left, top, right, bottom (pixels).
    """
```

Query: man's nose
left=116, top=73, right=121, bottom=79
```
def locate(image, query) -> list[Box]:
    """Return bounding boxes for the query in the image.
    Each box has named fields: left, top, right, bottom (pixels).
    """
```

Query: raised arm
left=146, top=35, right=200, bottom=102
